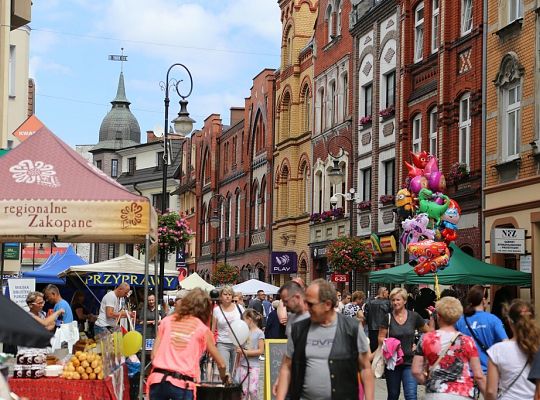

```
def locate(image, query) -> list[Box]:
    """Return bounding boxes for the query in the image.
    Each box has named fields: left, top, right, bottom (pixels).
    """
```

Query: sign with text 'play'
left=270, top=251, right=297, bottom=274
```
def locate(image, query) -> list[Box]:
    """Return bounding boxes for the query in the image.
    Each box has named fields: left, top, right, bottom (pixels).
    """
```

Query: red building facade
left=398, top=0, right=483, bottom=257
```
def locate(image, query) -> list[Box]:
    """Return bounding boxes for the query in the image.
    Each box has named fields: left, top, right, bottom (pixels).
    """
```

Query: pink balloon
left=409, top=176, right=428, bottom=194
left=428, top=171, right=446, bottom=192
left=423, top=157, right=440, bottom=176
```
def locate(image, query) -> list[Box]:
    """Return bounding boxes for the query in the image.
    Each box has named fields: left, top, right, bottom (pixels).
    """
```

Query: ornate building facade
left=272, top=0, right=317, bottom=286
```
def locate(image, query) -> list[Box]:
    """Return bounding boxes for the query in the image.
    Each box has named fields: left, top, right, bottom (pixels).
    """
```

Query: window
left=363, top=84, right=373, bottom=117
left=429, top=108, right=438, bottom=157
left=8, top=45, right=15, bottom=97
left=157, top=152, right=164, bottom=170
left=362, top=167, right=372, bottom=201
left=326, top=5, right=334, bottom=42
left=341, top=73, right=348, bottom=119
left=509, top=0, right=523, bottom=23
left=232, top=137, right=237, bottom=166
left=236, top=193, right=241, bottom=235
left=254, top=185, right=260, bottom=230
left=318, top=88, right=325, bottom=132
left=125, top=244, right=134, bottom=256
left=329, top=80, right=336, bottom=126
left=336, top=1, right=342, bottom=36
left=95, top=160, right=102, bottom=170
left=111, top=159, right=119, bottom=178
left=414, top=3, right=424, bottom=62
left=128, top=157, right=136, bottom=175
left=302, top=86, right=312, bottom=132
left=461, top=0, right=473, bottom=35
left=385, top=71, right=395, bottom=108
left=459, top=94, right=471, bottom=166
left=383, top=159, right=395, bottom=195
left=504, top=83, right=521, bottom=160
left=108, top=244, right=117, bottom=259
left=152, top=193, right=169, bottom=213
left=227, top=199, right=232, bottom=237
left=412, top=114, right=422, bottom=153
left=431, top=0, right=440, bottom=53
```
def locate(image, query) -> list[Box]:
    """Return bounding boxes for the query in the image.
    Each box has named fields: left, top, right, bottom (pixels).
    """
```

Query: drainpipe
left=481, top=0, right=487, bottom=261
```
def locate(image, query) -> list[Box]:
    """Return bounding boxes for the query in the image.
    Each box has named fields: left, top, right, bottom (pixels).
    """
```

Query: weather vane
left=108, top=47, right=127, bottom=72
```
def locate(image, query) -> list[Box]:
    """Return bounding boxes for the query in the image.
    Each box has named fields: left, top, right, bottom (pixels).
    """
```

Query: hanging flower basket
left=211, top=263, right=239, bottom=286
left=357, top=200, right=371, bottom=211
left=332, top=207, right=344, bottom=219
left=379, top=194, right=395, bottom=205
left=359, top=115, right=373, bottom=127
left=138, top=211, right=194, bottom=254
left=448, top=162, right=470, bottom=185
left=327, top=237, right=374, bottom=274
left=379, top=106, right=395, bottom=119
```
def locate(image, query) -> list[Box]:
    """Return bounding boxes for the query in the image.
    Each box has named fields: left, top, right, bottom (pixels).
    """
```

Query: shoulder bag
left=371, top=313, right=391, bottom=378
left=464, top=316, right=489, bottom=353
left=497, top=361, right=528, bottom=398
left=427, top=332, right=461, bottom=378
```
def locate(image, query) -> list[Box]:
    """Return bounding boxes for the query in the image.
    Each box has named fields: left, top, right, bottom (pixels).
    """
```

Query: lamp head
left=327, top=159, right=344, bottom=186
left=172, top=99, right=195, bottom=136
left=330, top=195, right=338, bottom=208
left=209, top=210, right=221, bottom=229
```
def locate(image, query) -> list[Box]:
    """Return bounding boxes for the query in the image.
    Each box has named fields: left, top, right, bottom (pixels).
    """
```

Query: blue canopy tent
left=23, top=245, right=87, bottom=284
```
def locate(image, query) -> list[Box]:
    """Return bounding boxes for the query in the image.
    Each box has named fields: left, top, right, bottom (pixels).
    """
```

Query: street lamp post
left=209, top=194, right=229, bottom=266
left=159, top=64, right=195, bottom=299
left=325, top=135, right=358, bottom=290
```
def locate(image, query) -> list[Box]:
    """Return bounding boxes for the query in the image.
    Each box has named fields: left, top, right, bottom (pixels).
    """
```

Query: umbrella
left=233, top=279, right=280, bottom=295
left=0, top=294, right=53, bottom=348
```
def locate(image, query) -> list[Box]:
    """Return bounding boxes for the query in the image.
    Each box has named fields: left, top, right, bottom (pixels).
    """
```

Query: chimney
left=147, top=130, right=158, bottom=143
left=230, top=107, right=245, bottom=126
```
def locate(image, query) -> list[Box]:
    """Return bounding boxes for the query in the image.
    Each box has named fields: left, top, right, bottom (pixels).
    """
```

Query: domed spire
left=94, top=72, right=141, bottom=150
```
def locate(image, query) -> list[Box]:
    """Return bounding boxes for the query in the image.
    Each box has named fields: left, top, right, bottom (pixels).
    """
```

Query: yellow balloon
left=112, top=331, right=124, bottom=355
left=122, top=331, right=142, bottom=357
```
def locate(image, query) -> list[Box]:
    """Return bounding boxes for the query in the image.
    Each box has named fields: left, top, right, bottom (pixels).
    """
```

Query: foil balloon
left=427, top=171, right=446, bottom=192
left=409, top=175, right=428, bottom=194
left=407, top=240, right=450, bottom=275
left=410, top=151, right=430, bottom=169
left=400, top=213, right=435, bottom=249
left=418, top=188, right=450, bottom=224
left=395, top=188, right=415, bottom=220
left=230, top=319, right=250, bottom=346
left=404, top=161, right=424, bottom=178
left=440, top=199, right=461, bottom=230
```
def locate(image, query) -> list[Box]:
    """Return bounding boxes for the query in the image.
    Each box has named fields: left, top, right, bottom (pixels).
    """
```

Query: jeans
left=217, top=342, right=237, bottom=373
left=93, top=325, right=110, bottom=337
left=385, top=364, right=417, bottom=400
left=149, top=382, right=193, bottom=400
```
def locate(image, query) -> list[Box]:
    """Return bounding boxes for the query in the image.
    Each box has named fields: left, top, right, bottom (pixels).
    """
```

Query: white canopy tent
left=233, top=279, right=280, bottom=295
left=179, top=272, right=215, bottom=291
left=58, top=254, right=177, bottom=277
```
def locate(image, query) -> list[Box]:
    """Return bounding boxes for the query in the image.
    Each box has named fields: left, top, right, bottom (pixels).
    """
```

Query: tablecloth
left=8, top=365, right=130, bottom=400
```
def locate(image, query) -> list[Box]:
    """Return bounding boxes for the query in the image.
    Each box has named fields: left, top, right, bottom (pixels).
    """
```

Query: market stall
left=179, top=272, right=215, bottom=291
left=369, top=243, right=532, bottom=285
left=232, top=279, right=280, bottom=295
left=23, top=245, right=87, bottom=284
left=0, top=127, right=157, bottom=400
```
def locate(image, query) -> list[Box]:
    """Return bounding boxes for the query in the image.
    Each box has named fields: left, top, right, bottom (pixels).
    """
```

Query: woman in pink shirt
left=147, top=288, right=230, bottom=400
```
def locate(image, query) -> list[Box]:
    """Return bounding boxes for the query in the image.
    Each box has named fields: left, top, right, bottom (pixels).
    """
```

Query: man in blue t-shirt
left=455, top=285, right=507, bottom=373
left=44, top=284, right=74, bottom=325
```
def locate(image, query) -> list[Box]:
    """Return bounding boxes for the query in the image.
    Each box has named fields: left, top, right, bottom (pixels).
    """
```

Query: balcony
left=201, top=242, right=211, bottom=257
left=310, top=217, right=349, bottom=244
left=250, top=230, right=266, bottom=246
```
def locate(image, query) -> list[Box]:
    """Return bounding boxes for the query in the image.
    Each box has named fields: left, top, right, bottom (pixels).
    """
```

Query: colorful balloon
left=409, top=175, right=428, bottom=194
left=410, top=151, right=430, bottom=169
left=407, top=240, right=450, bottom=275
left=417, top=188, right=450, bottom=224
left=404, top=161, right=424, bottom=178
left=400, top=213, right=435, bottom=249
left=395, top=188, right=415, bottom=220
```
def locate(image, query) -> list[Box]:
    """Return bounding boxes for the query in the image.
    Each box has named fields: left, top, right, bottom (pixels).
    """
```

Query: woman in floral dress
left=412, top=296, right=486, bottom=400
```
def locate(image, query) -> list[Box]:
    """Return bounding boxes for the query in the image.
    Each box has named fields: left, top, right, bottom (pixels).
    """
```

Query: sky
left=29, top=0, right=282, bottom=147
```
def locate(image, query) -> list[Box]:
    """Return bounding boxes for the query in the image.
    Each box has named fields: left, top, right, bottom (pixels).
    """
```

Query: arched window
left=329, top=80, right=337, bottom=126
left=253, top=183, right=260, bottom=230
left=414, top=2, right=424, bottom=62
left=202, top=149, right=211, bottom=185
left=301, top=84, right=312, bottom=132
left=315, top=170, right=323, bottom=213
left=281, top=92, right=291, bottom=140
left=326, top=4, right=334, bottom=43
left=429, top=107, right=438, bottom=157
left=412, top=113, right=422, bottom=153
left=260, top=178, right=267, bottom=228
left=318, top=87, right=325, bottom=133
left=336, top=1, right=342, bottom=36
left=227, top=196, right=232, bottom=238
left=280, top=166, right=290, bottom=218
left=341, top=72, right=348, bottom=121
left=235, top=191, right=241, bottom=236
left=202, top=203, right=208, bottom=243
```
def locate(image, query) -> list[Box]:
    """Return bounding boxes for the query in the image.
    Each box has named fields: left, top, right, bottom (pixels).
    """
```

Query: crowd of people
left=28, top=280, right=540, bottom=400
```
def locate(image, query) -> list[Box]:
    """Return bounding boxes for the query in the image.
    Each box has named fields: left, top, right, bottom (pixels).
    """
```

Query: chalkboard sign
left=264, top=339, right=287, bottom=400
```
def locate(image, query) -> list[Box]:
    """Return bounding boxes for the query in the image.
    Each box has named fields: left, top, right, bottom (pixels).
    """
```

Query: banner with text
left=83, top=273, right=178, bottom=289
left=270, top=251, right=298, bottom=274
left=8, top=278, right=35, bottom=308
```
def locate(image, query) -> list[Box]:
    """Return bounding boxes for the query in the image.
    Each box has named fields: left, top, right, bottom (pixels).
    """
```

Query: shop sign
left=312, top=246, right=327, bottom=259
left=8, top=278, right=35, bottom=308
left=330, top=273, right=349, bottom=283
left=520, top=255, right=532, bottom=273
left=3, top=243, right=20, bottom=260
left=270, top=251, right=297, bottom=274
left=493, top=228, right=525, bottom=254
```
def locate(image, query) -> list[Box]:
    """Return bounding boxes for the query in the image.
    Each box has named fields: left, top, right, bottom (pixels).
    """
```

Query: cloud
left=29, top=56, right=72, bottom=80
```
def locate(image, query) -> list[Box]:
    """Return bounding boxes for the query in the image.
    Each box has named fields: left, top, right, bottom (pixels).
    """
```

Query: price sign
left=330, top=273, right=349, bottom=282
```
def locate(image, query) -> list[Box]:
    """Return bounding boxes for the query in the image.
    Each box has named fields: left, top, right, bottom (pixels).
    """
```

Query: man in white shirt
left=94, top=282, right=132, bottom=336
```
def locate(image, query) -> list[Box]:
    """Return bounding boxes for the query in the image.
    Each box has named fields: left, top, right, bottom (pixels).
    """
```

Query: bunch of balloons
left=395, top=151, right=461, bottom=275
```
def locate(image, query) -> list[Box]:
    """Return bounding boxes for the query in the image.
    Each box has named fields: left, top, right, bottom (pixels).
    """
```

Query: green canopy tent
left=369, top=243, right=531, bottom=286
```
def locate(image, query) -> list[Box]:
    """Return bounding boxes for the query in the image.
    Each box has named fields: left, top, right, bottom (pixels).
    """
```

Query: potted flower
left=310, top=212, right=322, bottom=223
left=138, top=211, right=194, bottom=254
left=359, top=115, right=372, bottom=127
left=321, top=210, right=334, bottom=222
left=211, top=263, right=239, bottom=286
left=332, top=207, right=345, bottom=219
left=357, top=200, right=371, bottom=211
left=379, top=194, right=395, bottom=205
left=379, top=106, right=395, bottom=119
left=448, top=162, right=470, bottom=185
left=327, top=237, right=374, bottom=274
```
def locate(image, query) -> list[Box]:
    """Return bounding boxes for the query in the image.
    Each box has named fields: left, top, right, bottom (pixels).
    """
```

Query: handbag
left=427, top=332, right=461, bottom=378
left=371, top=314, right=391, bottom=378
left=497, top=361, right=528, bottom=398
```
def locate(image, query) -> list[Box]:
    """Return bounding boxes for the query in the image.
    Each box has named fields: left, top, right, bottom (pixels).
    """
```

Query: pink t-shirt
left=147, top=314, right=210, bottom=393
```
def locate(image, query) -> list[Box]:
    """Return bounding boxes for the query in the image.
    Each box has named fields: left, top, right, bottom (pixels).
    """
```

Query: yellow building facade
left=272, top=0, right=317, bottom=286
left=484, top=0, right=539, bottom=308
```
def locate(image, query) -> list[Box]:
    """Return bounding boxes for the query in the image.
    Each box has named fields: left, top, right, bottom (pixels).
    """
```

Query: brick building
left=193, top=70, right=275, bottom=282
left=349, top=0, right=400, bottom=293
left=310, top=0, right=355, bottom=288
left=272, top=0, right=317, bottom=286
left=398, top=0, right=483, bottom=259
left=484, top=0, right=538, bottom=307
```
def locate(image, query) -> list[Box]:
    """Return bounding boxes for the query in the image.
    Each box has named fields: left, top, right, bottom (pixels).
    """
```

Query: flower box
left=379, top=106, right=395, bottom=120
left=379, top=194, right=395, bottom=205
left=448, top=162, right=470, bottom=185
left=359, top=115, right=372, bottom=128
left=357, top=201, right=371, bottom=211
